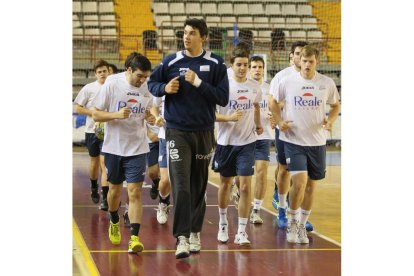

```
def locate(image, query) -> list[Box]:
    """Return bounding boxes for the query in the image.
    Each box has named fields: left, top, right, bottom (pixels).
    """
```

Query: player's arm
left=150, top=106, right=166, bottom=127
left=91, top=107, right=130, bottom=122
left=147, top=127, right=159, bottom=142
left=215, top=109, right=243, bottom=122
left=268, top=94, right=291, bottom=132
left=254, top=103, right=263, bottom=135
left=75, top=104, right=93, bottom=117
left=324, top=101, right=341, bottom=130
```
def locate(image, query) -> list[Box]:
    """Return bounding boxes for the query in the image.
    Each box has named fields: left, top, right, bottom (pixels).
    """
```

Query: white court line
left=207, top=180, right=341, bottom=247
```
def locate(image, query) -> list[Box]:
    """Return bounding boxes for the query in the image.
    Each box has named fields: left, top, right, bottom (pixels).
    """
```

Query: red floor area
left=73, top=152, right=341, bottom=275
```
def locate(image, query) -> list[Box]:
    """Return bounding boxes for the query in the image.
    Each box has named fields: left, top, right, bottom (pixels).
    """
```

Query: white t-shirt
left=92, top=72, right=154, bottom=156
left=216, top=78, right=262, bottom=146
left=275, top=71, right=340, bottom=146
left=74, top=81, right=102, bottom=133
left=153, top=96, right=166, bottom=139
left=256, top=81, right=275, bottom=140
left=146, top=123, right=160, bottom=143
left=269, top=65, right=297, bottom=100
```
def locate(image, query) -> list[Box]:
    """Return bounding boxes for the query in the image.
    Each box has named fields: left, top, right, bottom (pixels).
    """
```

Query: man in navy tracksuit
left=148, top=18, right=229, bottom=259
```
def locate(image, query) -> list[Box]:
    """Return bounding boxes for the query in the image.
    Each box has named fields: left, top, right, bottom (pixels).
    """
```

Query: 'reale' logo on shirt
left=117, top=98, right=146, bottom=116
left=293, top=92, right=322, bottom=110
left=229, top=96, right=253, bottom=110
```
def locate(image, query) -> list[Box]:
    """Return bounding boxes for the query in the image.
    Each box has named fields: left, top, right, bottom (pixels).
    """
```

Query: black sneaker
left=99, top=198, right=108, bottom=211
left=91, top=188, right=100, bottom=204
left=149, top=182, right=159, bottom=200
left=123, top=211, right=130, bottom=226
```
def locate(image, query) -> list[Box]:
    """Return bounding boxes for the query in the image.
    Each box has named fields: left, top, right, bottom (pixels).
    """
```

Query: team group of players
left=74, top=18, right=340, bottom=259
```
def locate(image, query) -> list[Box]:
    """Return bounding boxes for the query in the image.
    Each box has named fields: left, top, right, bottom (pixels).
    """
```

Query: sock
left=152, top=178, right=160, bottom=188
left=109, top=211, right=119, bottom=224
left=219, top=208, right=228, bottom=225
left=237, top=217, right=248, bottom=234
left=253, top=198, right=263, bottom=211
left=159, top=193, right=170, bottom=205
left=279, top=193, right=288, bottom=209
left=300, top=209, right=311, bottom=226
left=90, top=179, right=98, bottom=189
left=101, top=186, right=109, bottom=200
left=288, top=208, right=300, bottom=223
left=130, top=223, right=141, bottom=236
left=125, top=203, right=129, bottom=212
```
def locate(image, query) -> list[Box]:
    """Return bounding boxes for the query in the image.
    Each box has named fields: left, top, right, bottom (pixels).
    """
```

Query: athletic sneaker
left=149, top=182, right=159, bottom=200
left=123, top=211, right=130, bottom=227
left=91, top=187, right=100, bottom=204
left=297, top=224, right=309, bottom=244
left=128, top=235, right=144, bottom=253
left=305, top=221, right=314, bottom=232
left=286, top=220, right=299, bottom=243
left=189, top=232, right=201, bottom=252
left=272, top=190, right=279, bottom=210
left=156, top=203, right=169, bottom=224
left=278, top=207, right=288, bottom=229
left=99, top=198, right=108, bottom=211
left=175, top=236, right=190, bottom=259
left=217, top=224, right=229, bottom=243
left=108, top=221, right=121, bottom=245
left=234, top=232, right=250, bottom=245
left=249, top=210, right=263, bottom=224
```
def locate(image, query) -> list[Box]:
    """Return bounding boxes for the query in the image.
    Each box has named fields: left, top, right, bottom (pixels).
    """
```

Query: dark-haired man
left=148, top=18, right=229, bottom=259
left=92, top=52, right=155, bottom=254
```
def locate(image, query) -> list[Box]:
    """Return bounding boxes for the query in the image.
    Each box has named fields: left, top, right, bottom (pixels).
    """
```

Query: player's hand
left=256, top=125, right=264, bottom=135
left=229, top=108, right=243, bottom=122
left=323, top=118, right=333, bottom=131
left=278, top=120, right=293, bottom=132
left=155, top=116, right=166, bottom=127
left=117, top=107, right=131, bottom=119
left=184, top=69, right=198, bottom=85
left=145, top=110, right=156, bottom=125
left=268, top=112, right=277, bottom=129
left=165, top=76, right=180, bottom=94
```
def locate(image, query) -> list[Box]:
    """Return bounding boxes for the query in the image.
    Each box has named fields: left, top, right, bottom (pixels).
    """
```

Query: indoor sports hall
left=72, top=0, right=341, bottom=275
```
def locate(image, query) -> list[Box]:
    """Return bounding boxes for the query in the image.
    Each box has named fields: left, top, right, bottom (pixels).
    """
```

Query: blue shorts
left=255, top=139, right=271, bottom=161
left=284, top=142, right=326, bottom=180
left=275, top=128, right=287, bottom=165
left=158, top=138, right=168, bottom=168
left=85, top=132, right=102, bottom=157
left=212, top=142, right=256, bottom=177
left=104, top=153, right=146, bottom=184
left=146, top=142, right=159, bottom=167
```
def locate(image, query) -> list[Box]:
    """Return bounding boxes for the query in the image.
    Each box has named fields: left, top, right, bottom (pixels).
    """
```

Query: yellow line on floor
left=89, top=248, right=340, bottom=253
left=73, top=218, right=100, bottom=276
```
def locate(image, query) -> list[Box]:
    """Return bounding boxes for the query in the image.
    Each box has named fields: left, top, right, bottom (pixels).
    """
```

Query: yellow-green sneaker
left=128, top=235, right=144, bottom=254
left=108, top=221, right=121, bottom=245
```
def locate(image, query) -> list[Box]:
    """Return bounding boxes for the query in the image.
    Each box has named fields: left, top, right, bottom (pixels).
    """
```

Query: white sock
left=237, top=217, right=248, bottom=234
left=288, top=208, right=300, bottom=223
left=300, top=209, right=311, bottom=226
left=219, top=208, right=228, bottom=225
left=125, top=203, right=129, bottom=212
left=279, top=193, right=288, bottom=209
left=253, top=198, right=263, bottom=211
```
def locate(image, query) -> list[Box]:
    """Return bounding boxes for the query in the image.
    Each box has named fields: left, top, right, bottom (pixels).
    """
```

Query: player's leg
left=147, top=142, right=161, bottom=200
left=275, top=129, right=290, bottom=228
left=156, top=138, right=171, bottom=224
left=99, top=152, right=109, bottom=211
left=85, top=133, right=101, bottom=204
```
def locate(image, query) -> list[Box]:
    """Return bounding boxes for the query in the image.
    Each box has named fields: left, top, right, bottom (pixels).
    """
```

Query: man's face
left=292, top=46, right=304, bottom=69
left=95, top=66, right=109, bottom=84
left=127, top=67, right=150, bottom=87
left=249, top=60, right=264, bottom=82
left=232, top=57, right=249, bottom=79
left=183, top=25, right=204, bottom=51
left=300, top=54, right=318, bottom=76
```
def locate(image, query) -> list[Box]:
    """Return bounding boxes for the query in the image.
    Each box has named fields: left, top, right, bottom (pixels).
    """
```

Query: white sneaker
left=217, top=224, right=229, bottom=243
left=189, top=232, right=201, bottom=252
left=234, top=232, right=250, bottom=245
left=297, top=224, right=309, bottom=244
left=156, top=203, right=169, bottom=224
left=287, top=220, right=299, bottom=243
left=175, top=236, right=190, bottom=259
left=249, top=211, right=263, bottom=224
